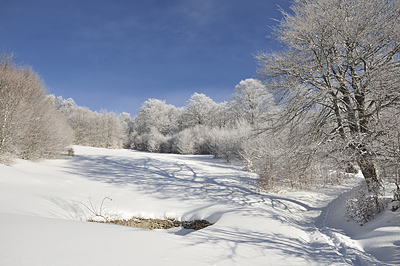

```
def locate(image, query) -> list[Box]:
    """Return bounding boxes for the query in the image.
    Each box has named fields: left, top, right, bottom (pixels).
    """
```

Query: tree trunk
left=357, top=152, right=381, bottom=191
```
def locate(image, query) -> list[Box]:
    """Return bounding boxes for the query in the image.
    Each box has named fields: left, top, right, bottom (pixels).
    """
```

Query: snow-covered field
left=0, top=146, right=399, bottom=265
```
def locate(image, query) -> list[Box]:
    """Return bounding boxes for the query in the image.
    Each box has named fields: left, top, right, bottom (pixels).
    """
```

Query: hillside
left=0, top=146, right=399, bottom=265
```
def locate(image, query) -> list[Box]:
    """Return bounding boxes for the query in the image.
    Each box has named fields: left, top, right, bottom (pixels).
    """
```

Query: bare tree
left=0, top=54, right=30, bottom=156
left=256, top=0, right=400, bottom=190
left=0, top=54, right=73, bottom=162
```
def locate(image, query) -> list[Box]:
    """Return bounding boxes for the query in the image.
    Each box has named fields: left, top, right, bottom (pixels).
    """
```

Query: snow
left=0, top=146, right=399, bottom=265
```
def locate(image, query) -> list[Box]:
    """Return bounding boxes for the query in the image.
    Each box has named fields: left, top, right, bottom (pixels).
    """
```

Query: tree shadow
left=61, top=151, right=331, bottom=229
left=58, top=149, right=382, bottom=265
left=62, top=153, right=260, bottom=208
left=184, top=226, right=360, bottom=265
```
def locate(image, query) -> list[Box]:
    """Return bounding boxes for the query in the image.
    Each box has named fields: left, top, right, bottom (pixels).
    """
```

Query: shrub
left=346, top=185, right=387, bottom=225
left=67, top=148, right=75, bottom=156
left=208, top=125, right=252, bottom=162
left=174, top=128, right=196, bottom=155
left=147, top=128, right=166, bottom=153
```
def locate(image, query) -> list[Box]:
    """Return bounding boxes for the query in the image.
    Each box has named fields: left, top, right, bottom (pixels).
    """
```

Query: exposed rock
left=181, top=220, right=213, bottom=230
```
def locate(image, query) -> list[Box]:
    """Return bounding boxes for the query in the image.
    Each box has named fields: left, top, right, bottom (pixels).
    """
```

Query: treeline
left=52, top=97, right=130, bottom=149
left=53, top=78, right=275, bottom=158
left=0, top=54, right=73, bottom=163
left=53, top=78, right=348, bottom=190
left=129, top=79, right=334, bottom=191
left=129, top=79, right=275, bottom=161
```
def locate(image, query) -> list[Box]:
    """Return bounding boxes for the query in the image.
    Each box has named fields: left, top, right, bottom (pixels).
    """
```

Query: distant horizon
left=1, top=0, right=292, bottom=116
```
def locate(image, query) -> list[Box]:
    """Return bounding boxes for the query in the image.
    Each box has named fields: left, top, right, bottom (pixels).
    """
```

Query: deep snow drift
left=0, top=146, right=399, bottom=265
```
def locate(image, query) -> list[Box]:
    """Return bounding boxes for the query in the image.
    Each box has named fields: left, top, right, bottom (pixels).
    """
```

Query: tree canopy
left=256, top=0, right=400, bottom=189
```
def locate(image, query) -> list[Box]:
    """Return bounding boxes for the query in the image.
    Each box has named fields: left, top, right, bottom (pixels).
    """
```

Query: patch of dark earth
left=89, top=217, right=213, bottom=230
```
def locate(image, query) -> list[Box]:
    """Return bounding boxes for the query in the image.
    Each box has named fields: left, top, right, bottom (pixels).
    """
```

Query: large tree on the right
left=256, top=0, right=400, bottom=190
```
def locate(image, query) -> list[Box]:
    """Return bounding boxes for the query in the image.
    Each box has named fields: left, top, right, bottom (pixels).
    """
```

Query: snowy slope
left=0, top=146, right=399, bottom=265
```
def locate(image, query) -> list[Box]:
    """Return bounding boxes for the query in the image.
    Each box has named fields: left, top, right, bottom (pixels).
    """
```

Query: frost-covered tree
left=182, top=93, right=219, bottom=128
left=230, top=79, right=275, bottom=127
left=211, top=101, right=230, bottom=129
left=133, top=99, right=180, bottom=136
left=70, top=109, right=125, bottom=148
left=0, top=54, right=73, bottom=162
left=100, top=110, right=125, bottom=148
left=256, top=0, right=400, bottom=190
left=52, top=96, right=77, bottom=112
left=65, top=107, right=92, bottom=145
left=132, top=99, right=180, bottom=151
left=118, top=112, right=134, bottom=148
left=52, top=96, right=126, bottom=149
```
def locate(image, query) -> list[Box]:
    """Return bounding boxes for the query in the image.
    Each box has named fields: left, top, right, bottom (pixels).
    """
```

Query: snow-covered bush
left=239, top=125, right=347, bottom=191
left=174, top=128, right=196, bottom=155
left=190, top=125, right=213, bottom=155
left=147, top=128, right=168, bottom=153
left=346, top=185, right=387, bottom=225
left=172, top=125, right=211, bottom=155
left=131, top=129, right=169, bottom=153
left=207, top=125, right=252, bottom=162
left=239, top=133, right=277, bottom=189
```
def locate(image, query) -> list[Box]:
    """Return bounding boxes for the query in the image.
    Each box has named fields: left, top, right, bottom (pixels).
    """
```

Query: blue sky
left=1, top=0, right=291, bottom=116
